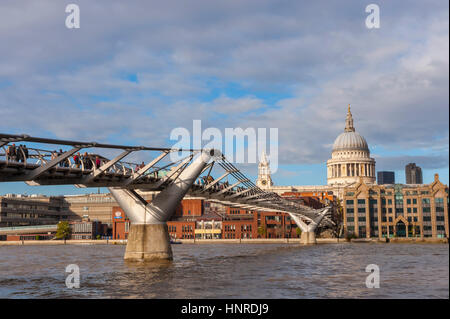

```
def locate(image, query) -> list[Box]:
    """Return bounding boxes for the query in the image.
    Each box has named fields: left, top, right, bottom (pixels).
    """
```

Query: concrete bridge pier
left=125, top=223, right=172, bottom=261
left=300, top=231, right=317, bottom=245
left=289, top=208, right=330, bottom=245
left=109, top=150, right=216, bottom=261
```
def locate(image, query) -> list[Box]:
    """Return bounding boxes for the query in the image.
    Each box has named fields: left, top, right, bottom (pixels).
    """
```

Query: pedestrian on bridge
left=83, top=152, right=94, bottom=170
left=73, top=152, right=81, bottom=168
left=95, top=156, right=101, bottom=169
left=17, top=145, right=25, bottom=163
left=23, top=145, right=28, bottom=161
left=6, top=144, right=17, bottom=162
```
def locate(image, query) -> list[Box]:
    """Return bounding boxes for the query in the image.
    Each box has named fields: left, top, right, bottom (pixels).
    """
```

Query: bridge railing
left=1, top=133, right=331, bottom=224
left=0, top=142, right=169, bottom=177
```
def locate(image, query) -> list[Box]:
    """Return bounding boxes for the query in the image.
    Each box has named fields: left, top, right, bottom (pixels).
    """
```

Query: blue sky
left=0, top=0, right=448, bottom=196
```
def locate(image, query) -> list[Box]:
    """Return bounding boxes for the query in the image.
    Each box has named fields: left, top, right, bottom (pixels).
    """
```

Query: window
left=413, top=199, right=417, bottom=204
left=422, top=198, right=430, bottom=204
left=407, top=199, right=411, bottom=204
left=388, top=199, right=392, bottom=205
left=346, top=200, right=354, bottom=205
left=357, top=199, right=365, bottom=204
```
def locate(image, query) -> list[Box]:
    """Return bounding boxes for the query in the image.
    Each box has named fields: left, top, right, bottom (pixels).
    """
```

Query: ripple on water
left=0, top=243, right=448, bottom=298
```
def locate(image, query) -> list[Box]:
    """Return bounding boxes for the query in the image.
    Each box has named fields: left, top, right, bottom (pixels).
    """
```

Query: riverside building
left=342, top=174, right=449, bottom=239
left=0, top=194, right=75, bottom=227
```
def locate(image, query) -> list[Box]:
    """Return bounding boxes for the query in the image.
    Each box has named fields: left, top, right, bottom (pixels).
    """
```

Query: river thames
left=0, top=243, right=448, bottom=298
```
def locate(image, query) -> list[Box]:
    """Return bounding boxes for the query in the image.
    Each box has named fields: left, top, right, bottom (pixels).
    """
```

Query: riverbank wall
left=0, top=237, right=447, bottom=246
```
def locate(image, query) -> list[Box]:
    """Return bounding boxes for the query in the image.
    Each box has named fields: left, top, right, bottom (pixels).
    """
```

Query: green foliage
left=35, top=235, right=40, bottom=240
left=55, top=221, right=71, bottom=240
left=296, top=227, right=302, bottom=237
left=257, top=225, right=266, bottom=237
left=345, top=232, right=357, bottom=241
left=96, top=234, right=101, bottom=240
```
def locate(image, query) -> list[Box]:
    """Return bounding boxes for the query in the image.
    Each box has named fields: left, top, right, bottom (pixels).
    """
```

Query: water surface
left=0, top=243, right=448, bottom=298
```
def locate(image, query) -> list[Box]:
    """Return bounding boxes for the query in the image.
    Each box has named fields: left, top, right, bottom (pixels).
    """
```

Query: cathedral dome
left=327, top=105, right=376, bottom=186
left=332, top=131, right=369, bottom=152
left=332, top=105, right=369, bottom=152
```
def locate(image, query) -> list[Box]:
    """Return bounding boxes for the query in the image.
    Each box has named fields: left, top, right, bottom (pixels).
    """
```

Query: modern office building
left=377, top=171, right=395, bottom=185
left=405, top=163, right=423, bottom=184
left=342, top=174, right=448, bottom=239
left=0, top=194, right=76, bottom=227
left=70, top=220, right=109, bottom=240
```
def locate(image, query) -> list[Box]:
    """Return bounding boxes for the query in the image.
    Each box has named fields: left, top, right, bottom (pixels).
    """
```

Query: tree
left=345, top=231, right=357, bottom=241
left=257, top=225, right=266, bottom=238
left=56, top=221, right=71, bottom=240
left=296, top=227, right=302, bottom=237
left=327, top=199, right=344, bottom=238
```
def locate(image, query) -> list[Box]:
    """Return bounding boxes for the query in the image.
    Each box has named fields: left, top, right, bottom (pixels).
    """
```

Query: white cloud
left=0, top=0, right=447, bottom=172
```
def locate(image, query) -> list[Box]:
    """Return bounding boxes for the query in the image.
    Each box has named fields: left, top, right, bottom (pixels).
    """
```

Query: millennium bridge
left=0, top=133, right=332, bottom=261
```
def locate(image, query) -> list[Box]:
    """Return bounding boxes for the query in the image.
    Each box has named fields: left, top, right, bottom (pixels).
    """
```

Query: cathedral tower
left=256, top=151, right=273, bottom=189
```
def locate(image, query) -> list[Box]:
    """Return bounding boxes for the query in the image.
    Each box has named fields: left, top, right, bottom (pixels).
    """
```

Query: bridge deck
left=0, top=133, right=331, bottom=222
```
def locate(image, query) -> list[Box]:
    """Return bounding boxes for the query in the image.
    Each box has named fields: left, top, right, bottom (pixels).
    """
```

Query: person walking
left=83, top=152, right=91, bottom=170
left=58, top=149, right=64, bottom=167
left=17, top=145, right=24, bottom=163
left=23, top=145, right=29, bottom=162
left=73, top=152, right=81, bottom=168
left=7, top=144, right=17, bottom=162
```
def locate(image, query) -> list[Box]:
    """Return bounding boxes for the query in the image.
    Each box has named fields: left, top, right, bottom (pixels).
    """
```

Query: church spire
left=260, top=150, right=268, bottom=164
left=345, top=104, right=355, bottom=132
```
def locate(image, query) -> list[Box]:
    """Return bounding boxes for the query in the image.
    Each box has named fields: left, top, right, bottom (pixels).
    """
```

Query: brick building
left=110, top=196, right=326, bottom=240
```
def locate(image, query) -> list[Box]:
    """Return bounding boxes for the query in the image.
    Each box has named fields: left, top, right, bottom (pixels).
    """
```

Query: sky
left=0, top=0, right=448, bottom=196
